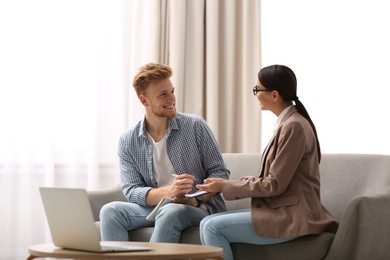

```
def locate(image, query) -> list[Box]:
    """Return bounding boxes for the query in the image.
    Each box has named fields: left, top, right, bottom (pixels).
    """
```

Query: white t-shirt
left=147, top=133, right=175, bottom=187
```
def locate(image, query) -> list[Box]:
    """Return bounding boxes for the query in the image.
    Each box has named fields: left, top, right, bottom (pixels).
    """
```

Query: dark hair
left=258, top=65, right=321, bottom=162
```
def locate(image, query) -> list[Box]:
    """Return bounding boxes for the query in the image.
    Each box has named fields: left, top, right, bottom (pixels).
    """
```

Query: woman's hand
left=196, top=178, right=223, bottom=193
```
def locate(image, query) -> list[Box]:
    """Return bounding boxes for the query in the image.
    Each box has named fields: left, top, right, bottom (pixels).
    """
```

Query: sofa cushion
left=319, top=154, right=390, bottom=220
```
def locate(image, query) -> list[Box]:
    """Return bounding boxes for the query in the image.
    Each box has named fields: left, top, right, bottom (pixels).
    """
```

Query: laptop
left=39, top=187, right=151, bottom=253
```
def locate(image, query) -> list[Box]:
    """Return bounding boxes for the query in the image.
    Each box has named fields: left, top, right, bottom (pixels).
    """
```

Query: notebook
left=146, top=190, right=209, bottom=220
left=39, top=187, right=151, bottom=253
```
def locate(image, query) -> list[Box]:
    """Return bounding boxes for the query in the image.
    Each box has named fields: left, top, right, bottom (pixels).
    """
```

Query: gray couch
left=87, top=153, right=390, bottom=260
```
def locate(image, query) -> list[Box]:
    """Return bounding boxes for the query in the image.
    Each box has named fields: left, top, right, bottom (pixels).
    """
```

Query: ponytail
left=294, top=98, right=321, bottom=162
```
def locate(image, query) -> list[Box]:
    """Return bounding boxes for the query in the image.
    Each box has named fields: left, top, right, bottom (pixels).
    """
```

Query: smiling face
left=141, top=78, right=176, bottom=119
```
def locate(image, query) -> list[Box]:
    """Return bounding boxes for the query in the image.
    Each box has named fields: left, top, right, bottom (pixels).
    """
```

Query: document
left=184, top=190, right=209, bottom=198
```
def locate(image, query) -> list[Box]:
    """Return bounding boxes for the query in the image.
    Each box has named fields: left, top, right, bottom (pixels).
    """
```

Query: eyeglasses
left=253, top=85, right=272, bottom=95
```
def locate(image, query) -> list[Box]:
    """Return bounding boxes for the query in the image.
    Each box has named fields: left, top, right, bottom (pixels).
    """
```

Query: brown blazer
left=222, top=106, right=339, bottom=238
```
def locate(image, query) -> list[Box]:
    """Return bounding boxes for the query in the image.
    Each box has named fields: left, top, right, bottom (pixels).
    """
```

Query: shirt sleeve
left=118, top=133, right=153, bottom=207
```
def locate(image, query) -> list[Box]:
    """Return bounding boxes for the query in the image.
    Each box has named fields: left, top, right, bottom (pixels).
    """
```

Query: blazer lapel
left=259, top=137, right=275, bottom=177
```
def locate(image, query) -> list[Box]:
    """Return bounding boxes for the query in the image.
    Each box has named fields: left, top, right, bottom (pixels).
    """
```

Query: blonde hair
left=132, top=63, right=173, bottom=97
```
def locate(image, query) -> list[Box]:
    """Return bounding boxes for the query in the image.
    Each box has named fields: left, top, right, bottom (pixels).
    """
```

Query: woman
left=197, top=65, right=339, bottom=260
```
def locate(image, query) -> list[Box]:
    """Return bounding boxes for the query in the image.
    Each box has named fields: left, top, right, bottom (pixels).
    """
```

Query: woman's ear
left=271, top=90, right=280, bottom=101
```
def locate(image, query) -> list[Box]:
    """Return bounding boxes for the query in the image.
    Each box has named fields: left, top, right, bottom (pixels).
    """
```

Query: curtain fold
left=149, top=0, right=262, bottom=153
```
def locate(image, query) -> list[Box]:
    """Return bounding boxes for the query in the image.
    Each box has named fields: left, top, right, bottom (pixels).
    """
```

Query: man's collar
left=139, top=114, right=180, bottom=138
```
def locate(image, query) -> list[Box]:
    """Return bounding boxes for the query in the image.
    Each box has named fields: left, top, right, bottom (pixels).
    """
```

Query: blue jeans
left=200, top=209, right=296, bottom=260
left=100, top=201, right=209, bottom=242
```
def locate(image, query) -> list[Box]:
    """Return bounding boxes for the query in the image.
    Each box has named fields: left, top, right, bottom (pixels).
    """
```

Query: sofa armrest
left=87, top=184, right=127, bottom=221
left=325, top=192, right=390, bottom=259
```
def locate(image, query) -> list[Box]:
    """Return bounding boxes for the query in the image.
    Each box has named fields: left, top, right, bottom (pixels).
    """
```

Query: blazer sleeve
left=222, top=119, right=307, bottom=199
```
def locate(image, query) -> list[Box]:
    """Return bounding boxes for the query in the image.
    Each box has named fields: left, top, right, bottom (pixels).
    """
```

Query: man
left=100, top=63, right=230, bottom=242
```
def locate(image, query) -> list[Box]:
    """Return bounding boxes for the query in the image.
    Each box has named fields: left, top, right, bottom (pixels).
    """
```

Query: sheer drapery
left=0, top=0, right=262, bottom=258
left=0, top=0, right=149, bottom=257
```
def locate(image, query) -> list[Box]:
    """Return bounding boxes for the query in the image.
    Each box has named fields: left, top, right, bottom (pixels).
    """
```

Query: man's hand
left=146, top=173, right=195, bottom=206
left=169, top=173, right=195, bottom=198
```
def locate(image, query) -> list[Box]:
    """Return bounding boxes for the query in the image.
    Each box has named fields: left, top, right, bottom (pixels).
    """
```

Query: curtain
left=149, top=0, right=262, bottom=153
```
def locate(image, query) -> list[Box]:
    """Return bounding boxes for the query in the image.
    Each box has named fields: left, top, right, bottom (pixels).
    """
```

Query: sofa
left=87, top=153, right=390, bottom=260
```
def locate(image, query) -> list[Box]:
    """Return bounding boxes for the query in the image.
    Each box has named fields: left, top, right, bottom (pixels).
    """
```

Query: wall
left=260, top=0, right=390, bottom=155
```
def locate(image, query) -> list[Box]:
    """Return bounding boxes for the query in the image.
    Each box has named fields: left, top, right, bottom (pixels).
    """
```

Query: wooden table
left=27, top=241, right=223, bottom=260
